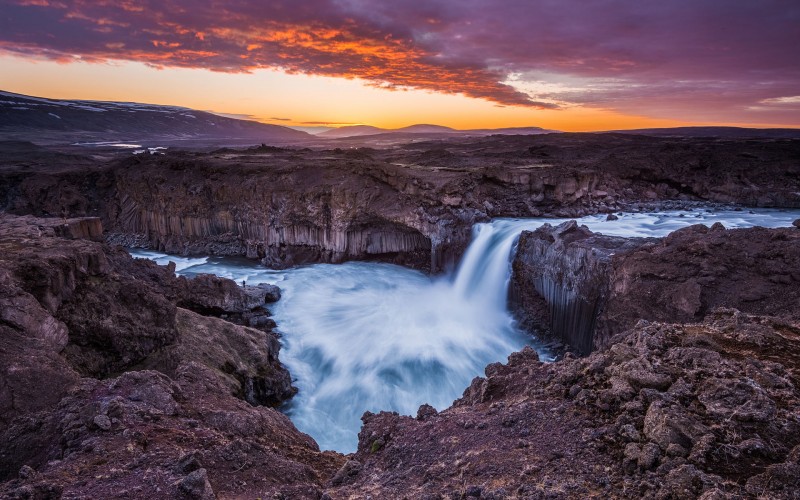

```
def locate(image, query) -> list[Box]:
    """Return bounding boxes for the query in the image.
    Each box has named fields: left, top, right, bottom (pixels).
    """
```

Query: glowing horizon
left=0, top=1, right=798, bottom=132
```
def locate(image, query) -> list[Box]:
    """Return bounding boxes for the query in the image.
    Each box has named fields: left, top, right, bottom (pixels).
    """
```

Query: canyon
left=4, top=133, right=800, bottom=273
left=1, top=133, right=800, bottom=498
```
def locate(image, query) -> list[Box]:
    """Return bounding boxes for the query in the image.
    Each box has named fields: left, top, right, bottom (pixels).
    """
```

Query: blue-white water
left=129, top=208, right=800, bottom=453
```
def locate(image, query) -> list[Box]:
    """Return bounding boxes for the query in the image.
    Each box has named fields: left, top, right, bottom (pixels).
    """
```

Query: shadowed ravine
left=130, top=208, right=800, bottom=453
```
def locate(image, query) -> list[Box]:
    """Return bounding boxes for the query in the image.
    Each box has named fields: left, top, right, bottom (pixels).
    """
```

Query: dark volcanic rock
left=511, top=221, right=800, bottom=353
left=0, top=368, right=343, bottom=498
left=510, top=220, right=651, bottom=353
left=179, top=273, right=267, bottom=314
left=0, top=213, right=339, bottom=497
left=135, top=309, right=296, bottom=406
left=326, top=310, right=800, bottom=499
left=3, top=134, right=799, bottom=272
left=0, top=213, right=295, bottom=412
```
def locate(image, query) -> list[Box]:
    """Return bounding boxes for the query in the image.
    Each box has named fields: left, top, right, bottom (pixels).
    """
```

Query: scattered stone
left=698, top=377, right=776, bottom=422
left=666, top=443, right=688, bottom=457
left=93, top=414, right=112, bottom=431
left=17, top=465, right=36, bottom=480
left=638, top=443, right=660, bottom=470
left=618, top=424, right=641, bottom=442
left=465, top=485, right=482, bottom=497
left=417, top=404, right=438, bottom=421
left=174, top=452, right=203, bottom=475
left=331, top=460, right=362, bottom=486
left=178, top=468, right=215, bottom=499
left=256, top=283, right=282, bottom=303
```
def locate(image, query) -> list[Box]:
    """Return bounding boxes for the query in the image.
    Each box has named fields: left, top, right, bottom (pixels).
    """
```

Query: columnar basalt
left=510, top=221, right=652, bottom=354
left=510, top=221, right=800, bottom=353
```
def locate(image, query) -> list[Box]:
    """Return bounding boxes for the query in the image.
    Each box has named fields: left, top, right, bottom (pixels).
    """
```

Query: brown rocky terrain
left=0, top=214, right=346, bottom=498
left=3, top=213, right=798, bottom=499
left=328, top=309, right=800, bottom=499
left=511, top=221, right=800, bottom=354
left=2, top=133, right=800, bottom=498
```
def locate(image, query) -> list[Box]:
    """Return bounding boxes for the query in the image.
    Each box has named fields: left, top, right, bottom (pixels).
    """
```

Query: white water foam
left=128, top=207, right=800, bottom=452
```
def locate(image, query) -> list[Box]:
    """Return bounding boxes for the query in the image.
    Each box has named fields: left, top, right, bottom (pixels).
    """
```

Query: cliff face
left=510, top=221, right=652, bottom=354
left=510, top=221, right=800, bottom=353
left=0, top=214, right=345, bottom=496
left=105, top=155, right=440, bottom=270
left=4, top=134, right=798, bottom=273
left=0, top=214, right=297, bottom=425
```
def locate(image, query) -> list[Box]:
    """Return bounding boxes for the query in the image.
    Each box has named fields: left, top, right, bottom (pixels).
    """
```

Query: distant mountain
left=318, top=123, right=552, bottom=139
left=611, top=126, right=800, bottom=139
left=393, top=124, right=456, bottom=134
left=0, top=90, right=311, bottom=145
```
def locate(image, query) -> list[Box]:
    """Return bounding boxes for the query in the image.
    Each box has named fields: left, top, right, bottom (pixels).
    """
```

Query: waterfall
left=452, top=219, right=538, bottom=307
left=269, top=219, right=564, bottom=453
left=128, top=207, right=800, bottom=453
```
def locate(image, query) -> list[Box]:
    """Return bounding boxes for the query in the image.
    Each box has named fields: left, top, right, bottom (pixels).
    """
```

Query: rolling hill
left=0, top=90, right=311, bottom=145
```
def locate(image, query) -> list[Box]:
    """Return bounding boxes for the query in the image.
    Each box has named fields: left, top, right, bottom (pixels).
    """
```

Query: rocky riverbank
left=328, top=309, right=800, bottom=499
left=2, top=214, right=800, bottom=498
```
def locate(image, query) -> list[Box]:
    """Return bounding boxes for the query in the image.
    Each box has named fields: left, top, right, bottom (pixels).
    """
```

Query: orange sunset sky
left=0, top=0, right=798, bottom=132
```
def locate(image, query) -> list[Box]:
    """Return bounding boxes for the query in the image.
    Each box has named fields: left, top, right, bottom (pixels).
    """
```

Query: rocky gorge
left=1, top=134, right=800, bottom=498
left=3, top=134, right=799, bottom=272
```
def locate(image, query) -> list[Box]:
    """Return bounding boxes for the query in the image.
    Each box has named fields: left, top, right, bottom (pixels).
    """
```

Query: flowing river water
left=129, top=208, right=800, bottom=452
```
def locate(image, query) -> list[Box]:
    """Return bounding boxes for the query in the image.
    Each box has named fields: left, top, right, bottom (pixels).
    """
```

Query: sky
left=0, top=0, right=798, bottom=131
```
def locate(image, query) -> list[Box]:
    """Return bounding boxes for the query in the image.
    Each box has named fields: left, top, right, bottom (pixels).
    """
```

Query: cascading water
left=129, top=207, right=800, bottom=453
left=270, top=221, right=542, bottom=452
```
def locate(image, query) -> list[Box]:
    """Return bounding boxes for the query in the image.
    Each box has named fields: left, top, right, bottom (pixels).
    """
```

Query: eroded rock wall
left=105, top=157, right=438, bottom=270
left=0, top=214, right=296, bottom=425
left=511, top=221, right=800, bottom=353
left=510, top=221, right=652, bottom=354
left=3, top=135, right=800, bottom=272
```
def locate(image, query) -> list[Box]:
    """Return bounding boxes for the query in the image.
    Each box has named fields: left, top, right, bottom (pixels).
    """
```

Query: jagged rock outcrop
left=510, top=221, right=652, bottom=353
left=0, top=214, right=296, bottom=421
left=52, top=216, right=104, bottom=240
left=511, top=221, right=800, bottom=353
left=135, top=309, right=296, bottom=406
left=327, top=310, right=800, bottom=499
left=0, top=213, right=339, bottom=496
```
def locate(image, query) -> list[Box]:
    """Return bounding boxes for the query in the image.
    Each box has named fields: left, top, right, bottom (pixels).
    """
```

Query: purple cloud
left=0, top=0, right=798, bottom=123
